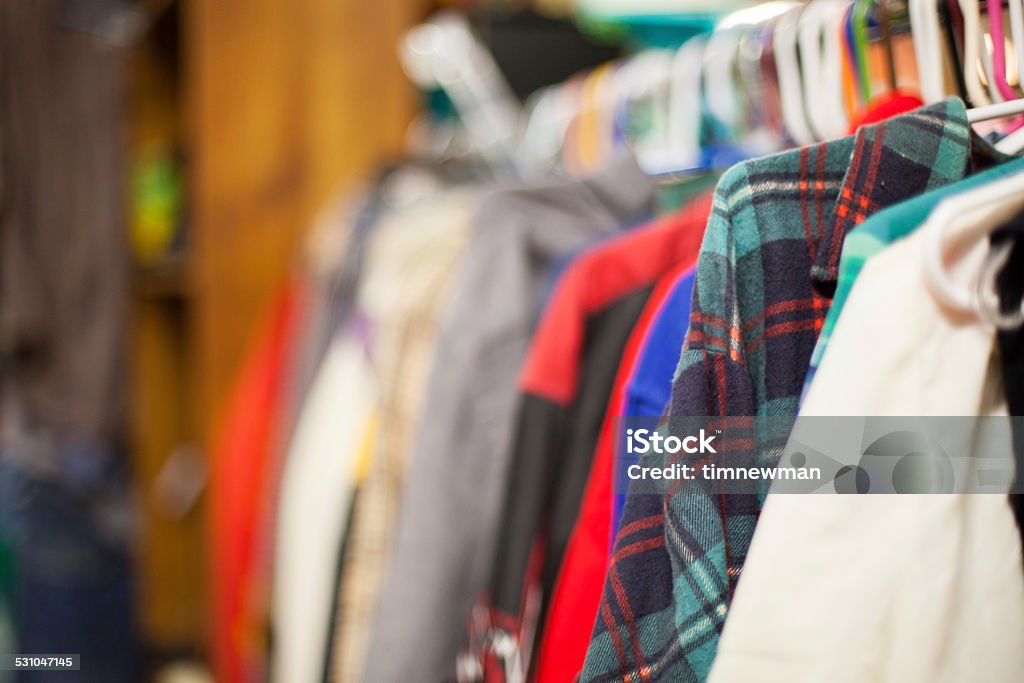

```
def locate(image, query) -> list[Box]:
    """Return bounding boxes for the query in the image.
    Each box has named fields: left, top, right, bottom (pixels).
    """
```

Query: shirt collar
left=810, top=97, right=1008, bottom=284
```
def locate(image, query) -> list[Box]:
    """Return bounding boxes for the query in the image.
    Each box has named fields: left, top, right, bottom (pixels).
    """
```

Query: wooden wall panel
left=186, top=0, right=424, bottom=443
left=130, top=296, right=205, bottom=648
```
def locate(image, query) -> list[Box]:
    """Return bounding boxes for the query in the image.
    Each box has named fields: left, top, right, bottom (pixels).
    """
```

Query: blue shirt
left=611, top=268, right=695, bottom=546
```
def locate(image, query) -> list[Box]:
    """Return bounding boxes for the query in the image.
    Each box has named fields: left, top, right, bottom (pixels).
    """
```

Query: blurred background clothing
left=0, top=0, right=129, bottom=447
left=1, top=2, right=133, bottom=680
left=0, top=1, right=627, bottom=680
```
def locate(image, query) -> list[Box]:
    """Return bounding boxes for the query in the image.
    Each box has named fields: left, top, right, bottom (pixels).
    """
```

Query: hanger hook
left=974, top=240, right=1024, bottom=329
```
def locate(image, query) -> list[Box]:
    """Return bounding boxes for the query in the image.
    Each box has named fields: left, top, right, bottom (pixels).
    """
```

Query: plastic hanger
left=576, top=64, right=616, bottom=173
left=667, top=38, right=707, bottom=167
left=595, top=62, right=627, bottom=163
left=747, top=25, right=769, bottom=126
left=775, top=4, right=817, bottom=144
left=800, top=0, right=850, bottom=139
left=852, top=0, right=898, bottom=101
left=828, top=0, right=855, bottom=130
left=521, top=86, right=567, bottom=172
left=621, top=50, right=674, bottom=173
left=843, top=2, right=864, bottom=116
left=706, top=1, right=800, bottom=138
left=574, top=62, right=631, bottom=173
left=737, top=21, right=770, bottom=132
left=959, top=0, right=995, bottom=105
left=852, top=0, right=874, bottom=105
left=557, top=77, right=587, bottom=175
left=975, top=239, right=1024, bottom=328
left=924, top=169, right=1024, bottom=317
left=401, top=13, right=524, bottom=176
left=607, top=69, right=628, bottom=155
left=736, top=13, right=790, bottom=149
left=703, top=25, right=745, bottom=135
left=995, top=122, right=1024, bottom=152
left=641, top=36, right=749, bottom=176
left=980, top=15, right=1004, bottom=101
left=756, top=16, right=785, bottom=138
left=966, top=97, right=1024, bottom=119
left=799, top=0, right=831, bottom=139
left=875, top=1, right=899, bottom=92
left=577, top=66, right=598, bottom=172
left=910, top=0, right=948, bottom=101
left=942, top=0, right=972, bottom=98
left=966, top=98, right=1024, bottom=154
left=987, top=0, right=1019, bottom=99
left=1010, top=0, right=1024, bottom=89
left=645, top=3, right=797, bottom=176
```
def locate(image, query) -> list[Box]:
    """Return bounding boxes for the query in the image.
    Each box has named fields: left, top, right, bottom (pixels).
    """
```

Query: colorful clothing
left=478, top=195, right=713, bottom=681
left=582, top=97, right=1003, bottom=683
left=535, top=265, right=695, bottom=683
left=709, top=173, right=1024, bottom=683
left=368, top=156, right=655, bottom=683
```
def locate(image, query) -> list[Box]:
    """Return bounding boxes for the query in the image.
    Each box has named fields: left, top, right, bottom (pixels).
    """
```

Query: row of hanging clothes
left=208, top=3, right=1024, bottom=683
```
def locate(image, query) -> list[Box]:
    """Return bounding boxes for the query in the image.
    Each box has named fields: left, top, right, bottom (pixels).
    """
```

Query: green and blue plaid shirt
left=581, top=98, right=1004, bottom=683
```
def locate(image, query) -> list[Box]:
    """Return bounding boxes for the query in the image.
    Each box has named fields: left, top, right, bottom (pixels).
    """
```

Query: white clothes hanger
left=804, top=0, right=852, bottom=139
left=823, top=0, right=852, bottom=136
left=799, top=0, right=838, bottom=139
left=966, top=97, right=1024, bottom=150
left=913, top=0, right=942, bottom=101
left=775, top=4, right=817, bottom=144
left=910, top=0, right=949, bottom=102
left=924, top=169, right=1024, bottom=318
left=620, top=50, right=675, bottom=171
left=707, top=2, right=799, bottom=142
left=1010, top=0, right=1024, bottom=93
left=959, top=0, right=995, bottom=105
left=702, top=3, right=798, bottom=134
left=703, top=26, right=745, bottom=132
left=980, top=23, right=1005, bottom=103
left=966, top=98, right=1024, bottom=121
left=521, top=86, right=573, bottom=173
left=798, top=0, right=824, bottom=139
left=592, top=60, right=629, bottom=164
left=995, top=123, right=1024, bottom=153
left=401, top=12, right=525, bottom=175
left=667, top=37, right=708, bottom=166
left=975, top=240, right=1024, bottom=328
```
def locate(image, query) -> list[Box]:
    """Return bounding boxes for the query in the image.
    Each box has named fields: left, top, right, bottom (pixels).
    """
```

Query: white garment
left=271, top=190, right=473, bottom=683
left=708, top=177, right=1024, bottom=683
left=271, top=332, right=377, bottom=683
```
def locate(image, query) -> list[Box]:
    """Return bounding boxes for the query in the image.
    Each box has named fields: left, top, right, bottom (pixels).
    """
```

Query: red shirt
left=210, top=282, right=304, bottom=683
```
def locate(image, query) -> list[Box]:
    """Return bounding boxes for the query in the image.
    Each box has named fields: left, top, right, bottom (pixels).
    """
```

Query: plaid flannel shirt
left=581, top=98, right=1001, bottom=683
left=800, top=152, right=1020, bottom=401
